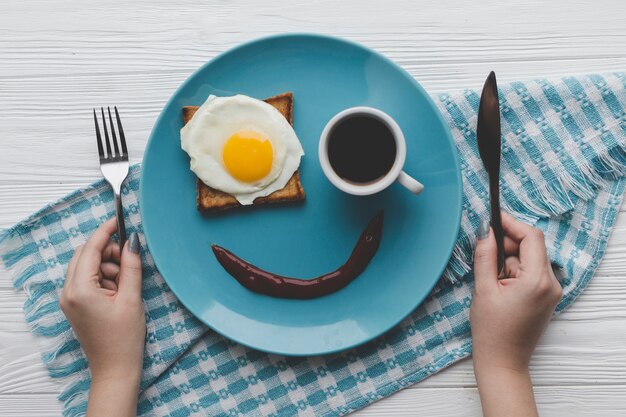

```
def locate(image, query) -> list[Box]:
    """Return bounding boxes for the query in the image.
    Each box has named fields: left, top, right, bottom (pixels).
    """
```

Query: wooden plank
left=0, top=395, right=62, bottom=417
left=0, top=0, right=625, bottom=80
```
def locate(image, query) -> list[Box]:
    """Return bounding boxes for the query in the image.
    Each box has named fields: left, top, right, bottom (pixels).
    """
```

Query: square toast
left=182, top=92, right=305, bottom=212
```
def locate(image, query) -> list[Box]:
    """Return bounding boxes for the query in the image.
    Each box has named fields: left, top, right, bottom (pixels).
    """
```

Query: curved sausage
left=212, top=210, right=384, bottom=299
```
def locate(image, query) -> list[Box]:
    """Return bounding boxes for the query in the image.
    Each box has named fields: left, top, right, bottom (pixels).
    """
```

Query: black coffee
left=327, top=115, right=397, bottom=184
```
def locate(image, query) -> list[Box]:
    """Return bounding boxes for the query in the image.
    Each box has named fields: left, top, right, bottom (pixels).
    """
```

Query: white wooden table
left=1, top=1, right=626, bottom=415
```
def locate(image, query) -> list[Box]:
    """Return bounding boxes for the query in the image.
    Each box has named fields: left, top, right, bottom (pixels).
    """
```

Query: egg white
left=180, top=94, right=304, bottom=205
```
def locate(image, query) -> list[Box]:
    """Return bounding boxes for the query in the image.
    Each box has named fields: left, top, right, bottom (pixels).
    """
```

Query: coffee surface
left=327, top=116, right=397, bottom=184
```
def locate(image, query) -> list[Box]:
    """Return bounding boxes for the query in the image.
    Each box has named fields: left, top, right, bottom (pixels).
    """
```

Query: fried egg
left=180, top=95, right=304, bottom=205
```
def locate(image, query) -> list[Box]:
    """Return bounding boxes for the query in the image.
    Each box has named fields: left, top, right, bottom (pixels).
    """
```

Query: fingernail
left=128, top=232, right=140, bottom=254
left=477, top=220, right=490, bottom=240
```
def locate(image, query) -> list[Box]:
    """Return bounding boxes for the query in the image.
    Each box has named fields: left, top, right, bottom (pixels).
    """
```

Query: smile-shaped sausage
left=211, top=210, right=384, bottom=299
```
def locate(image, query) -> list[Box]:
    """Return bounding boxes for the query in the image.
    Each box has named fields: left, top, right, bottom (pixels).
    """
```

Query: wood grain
left=1, top=0, right=626, bottom=415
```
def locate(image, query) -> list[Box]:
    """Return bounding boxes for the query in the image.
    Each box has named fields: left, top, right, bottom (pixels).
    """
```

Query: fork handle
left=115, top=192, right=127, bottom=248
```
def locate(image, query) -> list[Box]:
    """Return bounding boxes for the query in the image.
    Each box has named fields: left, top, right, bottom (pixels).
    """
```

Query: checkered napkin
left=2, top=73, right=626, bottom=417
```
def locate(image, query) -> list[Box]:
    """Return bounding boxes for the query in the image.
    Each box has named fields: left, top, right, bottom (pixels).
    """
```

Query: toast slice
left=182, top=92, right=305, bottom=212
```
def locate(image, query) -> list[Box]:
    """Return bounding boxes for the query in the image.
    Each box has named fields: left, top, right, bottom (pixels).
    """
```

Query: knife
left=477, top=71, right=505, bottom=276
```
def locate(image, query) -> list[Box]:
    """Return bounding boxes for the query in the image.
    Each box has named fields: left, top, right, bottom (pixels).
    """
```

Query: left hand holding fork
left=60, top=219, right=144, bottom=417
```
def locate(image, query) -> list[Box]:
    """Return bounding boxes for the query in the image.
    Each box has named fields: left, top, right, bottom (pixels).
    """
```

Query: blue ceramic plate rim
left=140, top=33, right=462, bottom=356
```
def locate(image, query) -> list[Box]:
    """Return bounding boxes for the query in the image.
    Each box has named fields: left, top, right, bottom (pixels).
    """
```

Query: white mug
left=318, top=107, right=424, bottom=196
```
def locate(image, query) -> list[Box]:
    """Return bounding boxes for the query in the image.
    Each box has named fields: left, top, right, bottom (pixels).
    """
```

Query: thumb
left=118, top=233, right=143, bottom=299
left=473, top=220, right=498, bottom=293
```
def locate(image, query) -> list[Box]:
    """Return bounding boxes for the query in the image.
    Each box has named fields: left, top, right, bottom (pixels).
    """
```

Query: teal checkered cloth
left=1, top=73, right=626, bottom=417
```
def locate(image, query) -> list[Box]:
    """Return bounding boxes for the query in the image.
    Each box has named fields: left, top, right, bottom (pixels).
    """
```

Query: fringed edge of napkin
left=0, top=179, right=116, bottom=417
left=442, top=127, right=626, bottom=285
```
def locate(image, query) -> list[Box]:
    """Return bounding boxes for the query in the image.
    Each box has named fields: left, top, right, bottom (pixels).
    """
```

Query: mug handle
left=397, top=171, right=424, bottom=195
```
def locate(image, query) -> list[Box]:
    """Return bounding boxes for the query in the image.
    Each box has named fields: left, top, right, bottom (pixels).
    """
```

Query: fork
left=93, top=107, right=130, bottom=247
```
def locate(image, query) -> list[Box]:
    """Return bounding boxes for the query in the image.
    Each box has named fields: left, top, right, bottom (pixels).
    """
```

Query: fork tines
left=93, top=106, right=129, bottom=162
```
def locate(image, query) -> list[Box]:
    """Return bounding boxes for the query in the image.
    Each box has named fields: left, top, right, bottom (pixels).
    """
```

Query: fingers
left=117, top=234, right=143, bottom=301
left=504, top=256, right=521, bottom=278
left=499, top=213, right=562, bottom=307
left=518, top=230, right=548, bottom=268
left=501, top=211, right=537, bottom=242
left=504, top=236, right=519, bottom=256
left=99, top=287, right=117, bottom=297
left=102, top=242, right=121, bottom=263
left=100, top=262, right=120, bottom=282
left=500, top=211, right=548, bottom=269
left=473, top=226, right=499, bottom=293
left=101, top=278, right=118, bottom=292
left=497, top=277, right=517, bottom=287
left=65, top=245, right=84, bottom=287
left=81, top=218, right=118, bottom=257
left=72, top=218, right=118, bottom=289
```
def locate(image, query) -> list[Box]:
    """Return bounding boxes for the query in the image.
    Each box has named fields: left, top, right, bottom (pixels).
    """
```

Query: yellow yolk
left=223, top=130, right=274, bottom=182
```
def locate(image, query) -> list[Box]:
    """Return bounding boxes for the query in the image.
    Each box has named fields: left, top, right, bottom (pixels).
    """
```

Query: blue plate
left=140, top=34, right=462, bottom=356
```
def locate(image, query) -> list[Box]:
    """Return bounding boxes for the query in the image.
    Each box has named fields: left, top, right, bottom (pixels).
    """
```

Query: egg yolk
left=223, top=130, right=273, bottom=182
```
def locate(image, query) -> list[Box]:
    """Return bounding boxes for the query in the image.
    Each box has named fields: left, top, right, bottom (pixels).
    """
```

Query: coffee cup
left=319, top=107, right=424, bottom=196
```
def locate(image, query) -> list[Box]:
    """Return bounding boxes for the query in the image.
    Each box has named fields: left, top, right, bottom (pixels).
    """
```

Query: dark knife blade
left=477, top=71, right=505, bottom=276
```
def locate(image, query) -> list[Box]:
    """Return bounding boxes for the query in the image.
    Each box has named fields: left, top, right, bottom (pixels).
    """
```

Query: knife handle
left=489, top=175, right=506, bottom=276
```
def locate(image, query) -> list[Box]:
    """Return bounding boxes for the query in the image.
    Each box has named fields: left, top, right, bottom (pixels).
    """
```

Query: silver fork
left=93, top=107, right=130, bottom=247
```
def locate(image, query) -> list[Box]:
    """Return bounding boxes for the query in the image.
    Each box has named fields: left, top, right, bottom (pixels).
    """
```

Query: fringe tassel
left=1, top=232, right=90, bottom=416
left=58, top=379, right=90, bottom=417
left=441, top=230, right=473, bottom=284
left=442, top=141, right=626, bottom=284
